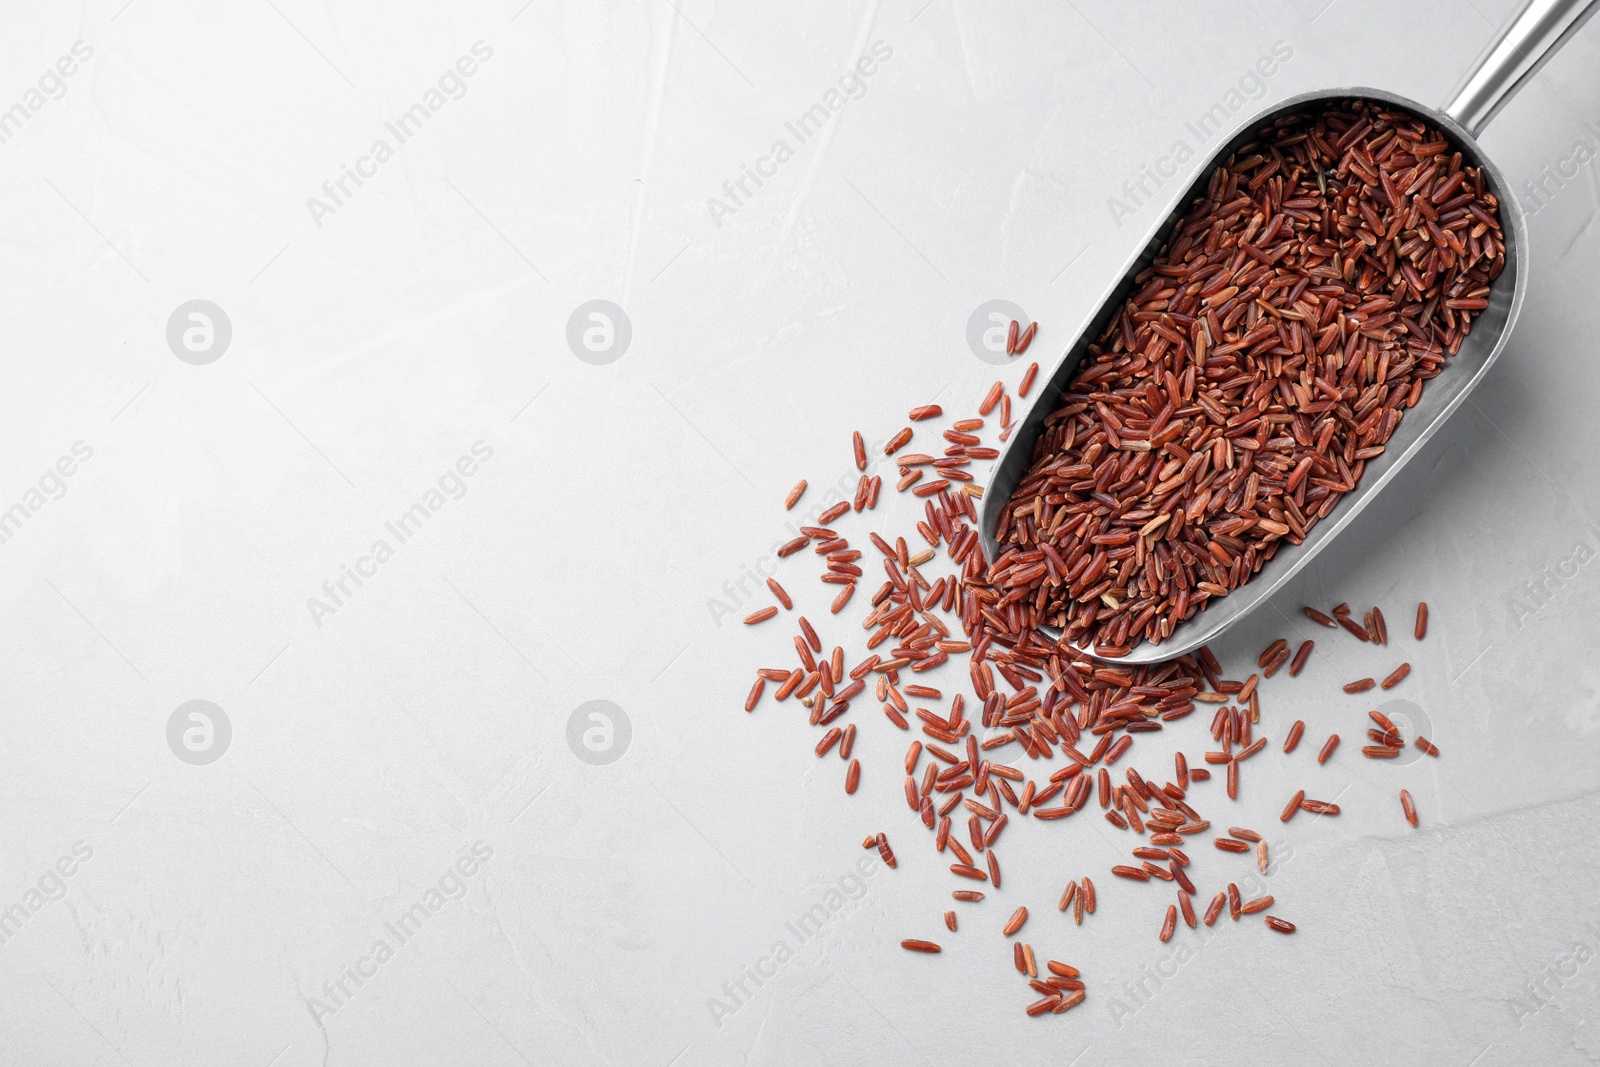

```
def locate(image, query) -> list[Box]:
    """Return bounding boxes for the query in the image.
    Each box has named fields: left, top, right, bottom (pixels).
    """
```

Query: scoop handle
left=1445, top=0, right=1600, bottom=136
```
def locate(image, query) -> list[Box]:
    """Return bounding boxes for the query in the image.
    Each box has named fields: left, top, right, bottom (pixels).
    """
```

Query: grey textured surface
left=1, top=1, right=1598, bottom=1065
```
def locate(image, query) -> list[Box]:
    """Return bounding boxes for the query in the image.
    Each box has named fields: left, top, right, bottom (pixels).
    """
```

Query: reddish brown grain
left=1304, top=607, right=1336, bottom=628
left=876, top=832, right=897, bottom=868
left=1281, top=789, right=1306, bottom=823
left=1338, top=615, right=1372, bottom=642
left=1025, top=996, right=1059, bottom=1017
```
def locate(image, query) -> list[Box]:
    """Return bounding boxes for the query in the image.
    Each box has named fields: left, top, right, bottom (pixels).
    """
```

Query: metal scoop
left=980, top=0, right=1598, bottom=664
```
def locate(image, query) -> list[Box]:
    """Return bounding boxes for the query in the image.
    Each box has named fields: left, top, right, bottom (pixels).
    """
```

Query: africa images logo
left=305, top=42, right=495, bottom=228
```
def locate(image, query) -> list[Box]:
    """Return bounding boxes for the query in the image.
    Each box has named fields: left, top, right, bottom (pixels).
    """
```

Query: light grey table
left=2, top=1, right=1597, bottom=1064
